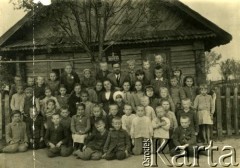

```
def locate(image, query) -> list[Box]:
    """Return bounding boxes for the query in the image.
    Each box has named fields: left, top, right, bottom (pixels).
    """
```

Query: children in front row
left=1, top=111, right=28, bottom=153
left=77, top=120, right=108, bottom=160
left=44, top=113, right=73, bottom=157
left=103, top=117, right=131, bottom=160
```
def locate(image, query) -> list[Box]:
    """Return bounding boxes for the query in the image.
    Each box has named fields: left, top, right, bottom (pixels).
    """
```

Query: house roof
left=0, top=0, right=232, bottom=52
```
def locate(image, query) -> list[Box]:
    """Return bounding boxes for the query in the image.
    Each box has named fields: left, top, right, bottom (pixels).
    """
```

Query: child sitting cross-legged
left=76, top=120, right=109, bottom=160
left=102, top=117, right=131, bottom=160
left=26, top=107, right=45, bottom=150
left=44, top=113, right=72, bottom=158
left=131, top=105, right=153, bottom=155
left=0, top=111, right=28, bottom=153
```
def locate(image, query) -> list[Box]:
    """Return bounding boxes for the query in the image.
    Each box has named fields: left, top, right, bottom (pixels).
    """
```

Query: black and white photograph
left=0, top=0, right=239, bottom=167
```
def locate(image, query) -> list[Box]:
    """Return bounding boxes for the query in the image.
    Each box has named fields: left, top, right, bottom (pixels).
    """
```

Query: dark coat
left=26, top=115, right=44, bottom=140
left=85, top=130, right=109, bottom=151
left=60, top=72, right=80, bottom=94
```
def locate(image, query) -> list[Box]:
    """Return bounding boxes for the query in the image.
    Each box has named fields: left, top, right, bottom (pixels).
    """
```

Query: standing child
left=68, top=83, right=82, bottom=117
left=142, top=60, right=154, bottom=85
left=60, top=106, right=72, bottom=131
left=44, top=113, right=72, bottom=157
left=80, top=90, right=94, bottom=117
left=152, top=106, right=170, bottom=152
left=40, top=87, right=60, bottom=112
left=131, top=105, right=153, bottom=155
left=151, top=65, right=169, bottom=96
left=10, top=85, right=25, bottom=114
left=169, top=76, right=186, bottom=110
left=176, top=98, right=199, bottom=135
left=159, top=87, right=175, bottom=113
left=96, top=62, right=110, bottom=82
left=145, top=85, right=159, bottom=110
left=23, top=87, right=40, bottom=120
left=1, top=111, right=28, bottom=153
left=183, top=76, right=198, bottom=105
left=26, top=107, right=45, bottom=150
left=126, top=59, right=136, bottom=86
left=60, top=64, right=80, bottom=94
left=103, top=117, right=131, bottom=160
left=113, top=91, right=125, bottom=117
left=172, top=67, right=184, bottom=86
left=131, top=80, right=145, bottom=112
left=121, top=81, right=133, bottom=106
left=81, top=69, right=96, bottom=90
left=71, top=103, right=90, bottom=152
left=42, top=99, right=58, bottom=128
left=56, top=85, right=69, bottom=108
left=135, top=69, right=149, bottom=88
left=34, top=76, right=46, bottom=100
left=26, top=77, right=35, bottom=88
left=46, top=72, right=60, bottom=96
left=9, top=76, right=24, bottom=98
left=194, top=84, right=214, bottom=145
left=140, top=96, right=156, bottom=121
left=94, top=80, right=103, bottom=103
left=106, top=104, right=121, bottom=129
left=77, top=120, right=109, bottom=160
left=121, top=104, right=136, bottom=135
left=161, top=99, right=178, bottom=151
left=90, top=105, right=108, bottom=133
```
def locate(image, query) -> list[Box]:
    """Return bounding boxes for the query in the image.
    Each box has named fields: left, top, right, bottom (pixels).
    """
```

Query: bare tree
left=10, top=0, right=149, bottom=62
left=219, top=59, right=233, bottom=82
left=205, top=51, right=222, bottom=75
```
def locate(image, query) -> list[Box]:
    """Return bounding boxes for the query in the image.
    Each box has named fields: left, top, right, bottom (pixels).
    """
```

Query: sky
left=0, top=0, right=239, bottom=80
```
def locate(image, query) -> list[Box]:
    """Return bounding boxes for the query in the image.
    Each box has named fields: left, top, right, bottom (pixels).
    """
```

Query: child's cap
left=113, top=91, right=124, bottom=101
left=126, top=59, right=135, bottom=65
left=83, top=69, right=91, bottom=74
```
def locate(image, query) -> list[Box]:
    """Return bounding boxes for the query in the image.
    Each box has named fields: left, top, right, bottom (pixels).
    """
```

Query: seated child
left=90, top=104, right=108, bottom=133
left=1, top=111, right=28, bottom=153
left=176, top=99, right=199, bottom=134
left=26, top=107, right=45, bottom=150
left=121, top=104, right=136, bottom=135
left=46, top=72, right=60, bottom=96
left=113, top=91, right=125, bottom=117
left=56, top=85, right=69, bottom=108
left=131, top=105, right=153, bottom=155
left=152, top=106, right=170, bottom=152
left=103, top=117, right=131, bottom=160
left=44, top=113, right=72, bottom=157
left=10, top=85, right=25, bottom=113
left=140, top=96, right=156, bottom=121
left=106, top=104, right=121, bottom=130
left=80, top=90, right=94, bottom=117
left=71, top=103, right=90, bottom=152
left=76, top=120, right=109, bottom=160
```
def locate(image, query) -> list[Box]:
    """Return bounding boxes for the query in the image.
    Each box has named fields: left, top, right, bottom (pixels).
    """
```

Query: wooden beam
left=225, top=87, right=232, bottom=136
left=215, top=87, right=222, bottom=138
left=233, top=87, right=239, bottom=135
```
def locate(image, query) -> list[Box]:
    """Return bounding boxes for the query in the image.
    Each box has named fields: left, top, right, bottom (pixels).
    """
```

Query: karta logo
left=33, top=0, right=51, bottom=5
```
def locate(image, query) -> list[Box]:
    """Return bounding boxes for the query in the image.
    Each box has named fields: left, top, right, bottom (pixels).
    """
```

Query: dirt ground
left=0, top=138, right=239, bottom=168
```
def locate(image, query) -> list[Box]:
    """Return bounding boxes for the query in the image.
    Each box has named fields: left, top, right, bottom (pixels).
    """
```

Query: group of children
left=1, top=54, right=216, bottom=160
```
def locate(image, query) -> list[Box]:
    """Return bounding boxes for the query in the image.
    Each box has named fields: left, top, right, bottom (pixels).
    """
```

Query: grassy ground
left=0, top=138, right=239, bottom=168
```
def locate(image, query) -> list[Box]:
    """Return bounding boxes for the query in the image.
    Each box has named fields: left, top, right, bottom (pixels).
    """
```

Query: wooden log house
left=0, top=0, right=232, bottom=84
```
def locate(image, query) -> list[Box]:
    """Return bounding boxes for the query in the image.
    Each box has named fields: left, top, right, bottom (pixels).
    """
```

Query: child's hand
left=82, top=145, right=86, bottom=151
left=210, top=113, right=214, bottom=120
left=132, top=139, right=134, bottom=145
left=30, top=139, right=34, bottom=143
left=49, top=142, right=55, bottom=148
left=56, top=141, right=62, bottom=147
left=125, top=150, right=129, bottom=157
left=102, top=153, right=107, bottom=159
left=195, top=132, right=198, bottom=136
left=40, top=137, right=44, bottom=142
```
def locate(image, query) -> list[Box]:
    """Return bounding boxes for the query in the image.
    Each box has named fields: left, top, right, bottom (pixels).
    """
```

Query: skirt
left=198, top=110, right=213, bottom=125
left=72, top=134, right=88, bottom=143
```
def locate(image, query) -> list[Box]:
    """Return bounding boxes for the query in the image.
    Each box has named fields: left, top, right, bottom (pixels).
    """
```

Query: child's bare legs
left=206, top=125, right=211, bottom=144
left=202, top=125, right=207, bottom=145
